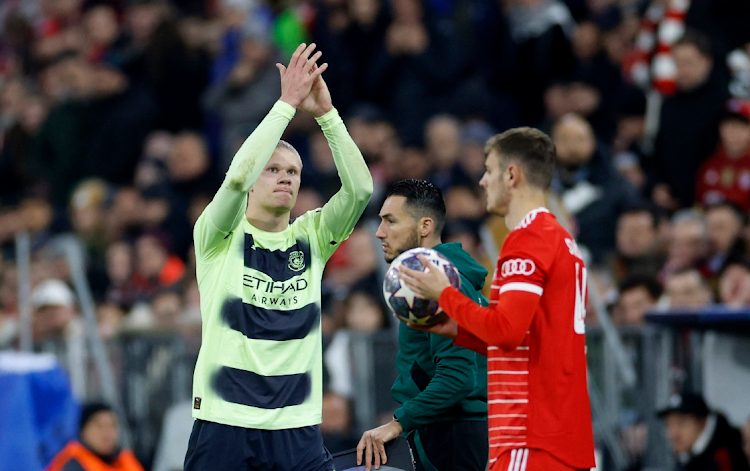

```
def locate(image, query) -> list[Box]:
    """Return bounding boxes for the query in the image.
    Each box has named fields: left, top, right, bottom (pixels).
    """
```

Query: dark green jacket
left=391, top=242, right=489, bottom=433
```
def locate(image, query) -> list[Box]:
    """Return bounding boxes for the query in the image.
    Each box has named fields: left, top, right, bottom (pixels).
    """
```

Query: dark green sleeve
left=393, top=273, right=487, bottom=432
left=393, top=333, right=478, bottom=432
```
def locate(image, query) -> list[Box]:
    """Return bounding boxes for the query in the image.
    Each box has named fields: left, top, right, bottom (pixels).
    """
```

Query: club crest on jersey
left=501, top=258, right=535, bottom=277
left=288, top=251, right=306, bottom=272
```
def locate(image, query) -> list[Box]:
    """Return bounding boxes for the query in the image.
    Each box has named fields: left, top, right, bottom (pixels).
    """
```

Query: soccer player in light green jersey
left=184, top=43, right=373, bottom=471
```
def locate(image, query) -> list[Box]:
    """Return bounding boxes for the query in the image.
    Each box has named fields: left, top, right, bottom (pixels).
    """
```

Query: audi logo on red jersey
left=501, top=259, right=536, bottom=277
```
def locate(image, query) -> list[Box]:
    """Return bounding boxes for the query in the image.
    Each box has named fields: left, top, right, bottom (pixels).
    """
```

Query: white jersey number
left=574, top=262, right=587, bottom=334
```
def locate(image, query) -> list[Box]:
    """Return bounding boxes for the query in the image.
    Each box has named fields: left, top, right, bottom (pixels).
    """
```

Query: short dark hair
left=484, top=127, right=556, bottom=189
left=79, top=402, right=114, bottom=433
left=619, top=274, right=663, bottom=301
left=674, top=28, right=713, bottom=59
left=386, top=179, right=446, bottom=235
left=620, top=203, right=660, bottom=230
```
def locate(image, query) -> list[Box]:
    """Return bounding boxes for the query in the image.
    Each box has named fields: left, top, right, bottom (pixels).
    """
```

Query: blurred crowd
left=2, top=0, right=750, bottom=468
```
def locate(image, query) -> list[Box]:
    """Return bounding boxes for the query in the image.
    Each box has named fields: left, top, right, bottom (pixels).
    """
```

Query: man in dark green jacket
left=357, top=179, right=488, bottom=471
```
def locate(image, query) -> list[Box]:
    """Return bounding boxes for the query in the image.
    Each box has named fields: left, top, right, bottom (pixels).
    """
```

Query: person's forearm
left=206, top=101, right=295, bottom=232
left=318, top=108, right=374, bottom=236
left=439, top=286, right=540, bottom=351
left=454, top=327, right=488, bottom=356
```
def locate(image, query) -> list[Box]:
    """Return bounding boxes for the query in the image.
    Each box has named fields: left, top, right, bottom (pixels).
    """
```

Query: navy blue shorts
left=184, top=419, right=334, bottom=471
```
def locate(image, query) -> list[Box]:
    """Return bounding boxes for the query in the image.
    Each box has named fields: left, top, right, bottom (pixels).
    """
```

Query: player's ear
left=507, top=163, right=521, bottom=187
left=419, top=217, right=433, bottom=237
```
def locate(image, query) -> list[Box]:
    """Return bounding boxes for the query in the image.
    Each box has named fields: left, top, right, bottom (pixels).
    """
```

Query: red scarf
left=624, top=0, right=691, bottom=96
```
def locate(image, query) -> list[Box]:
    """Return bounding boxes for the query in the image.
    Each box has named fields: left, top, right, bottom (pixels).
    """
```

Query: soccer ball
left=383, top=247, right=461, bottom=326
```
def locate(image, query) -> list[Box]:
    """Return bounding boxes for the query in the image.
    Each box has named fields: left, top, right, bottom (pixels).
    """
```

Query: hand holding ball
left=382, top=248, right=461, bottom=326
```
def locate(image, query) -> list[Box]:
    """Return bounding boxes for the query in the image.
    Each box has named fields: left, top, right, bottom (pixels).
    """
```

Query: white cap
left=31, top=279, right=76, bottom=308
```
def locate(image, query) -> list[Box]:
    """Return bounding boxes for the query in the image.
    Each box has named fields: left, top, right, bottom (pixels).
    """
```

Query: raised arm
left=195, top=44, right=328, bottom=255
left=296, top=68, right=373, bottom=245
left=317, top=108, right=374, bottom=241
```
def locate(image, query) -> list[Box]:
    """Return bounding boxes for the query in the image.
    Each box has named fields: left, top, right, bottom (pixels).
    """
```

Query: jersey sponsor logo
left=501, top=259, right=536, bottom=277
left=243, top=274, right=308, bottom=294
left=288, top=250, right=306, bottom=271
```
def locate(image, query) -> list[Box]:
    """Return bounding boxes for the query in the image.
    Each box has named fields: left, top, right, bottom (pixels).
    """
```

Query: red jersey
left=440, top=208, right=595, bottom=470
left=695, top=145, right=750, bottom=211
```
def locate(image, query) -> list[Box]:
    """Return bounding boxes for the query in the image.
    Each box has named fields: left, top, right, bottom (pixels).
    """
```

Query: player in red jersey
left=399, top=127, right=596, bottom=471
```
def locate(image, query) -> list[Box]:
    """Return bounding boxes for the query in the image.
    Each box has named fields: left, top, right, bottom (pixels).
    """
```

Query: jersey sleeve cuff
left=314, top=107, right=342, bottom=131
left=272, top=100, right=297, bottom=120
left=393, top=408, right=415, bottom=433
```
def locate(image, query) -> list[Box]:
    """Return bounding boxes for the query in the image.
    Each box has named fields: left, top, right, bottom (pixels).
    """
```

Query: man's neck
left=246, top=209, right=290, bottom=232
left=422, top=236, right=442, bottom=248
left=504, top=189, right=547, bottom=230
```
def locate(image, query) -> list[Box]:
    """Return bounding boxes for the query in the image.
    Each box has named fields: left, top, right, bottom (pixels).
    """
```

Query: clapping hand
left=277, top=43, right=328, bottom=109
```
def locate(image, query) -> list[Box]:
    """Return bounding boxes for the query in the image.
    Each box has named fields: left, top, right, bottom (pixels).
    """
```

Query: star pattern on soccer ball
left=392, top=284, right=417, bottom=309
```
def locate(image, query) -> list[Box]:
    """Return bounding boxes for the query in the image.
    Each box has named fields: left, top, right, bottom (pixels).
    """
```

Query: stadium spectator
left=47, top=402, right=145, bottom=471
left=657, top=392, right=750, bottom=471
left=611, top=87, right=648, bottom=194
left=131, top=230, right=185, bottom=301
left=158, top=131, right=220, bottom=258
left=358, top=180, right=488, bottom=471
left=612, top=206, right=665, bottom=282
left=0, top=90, right=49, bottom=204
left=30, top=278, right=87, bottom=397
left=650, top=29, right=729, bottom=210
left=717, top=258, right=750, bottom=307
left=660, top=210, right=710, bottom=282
left=704, top=202, right=746, bottom=276
left=332, top=0, right=389, bottom=111
left=103, top=240, right=138, bottom=309
left=339, top=290, right=388, bottom=333
left=569, top=19, right=623, bottom=142
left=149, top=289, right=183, bottom=329
left=202, top=24, right=281, bottom=167
left=480, top=0, right=576, bottom=126
left=68, top=178, right=111, bottom=259
left=614, top=274, right=662, bottom=327
left=31, top=278, right=79, bottom=346
left=551, top=113, right=640, bottom=264
left=365, top=0, right=466, bottom=144
left=81, top=2, right=125, bottom=65
left=664, top=268, right=713, bottom=309
left=424, top=115, right=472, bottom=193
left=695, top=99, right=750, bottom=211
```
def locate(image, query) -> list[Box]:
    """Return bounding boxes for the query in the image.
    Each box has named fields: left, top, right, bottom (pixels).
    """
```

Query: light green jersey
left=192, top=101, right=373, bottom=429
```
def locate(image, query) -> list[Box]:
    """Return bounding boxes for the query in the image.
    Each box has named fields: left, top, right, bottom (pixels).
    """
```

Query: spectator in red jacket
left=696, top=99, right=750, bottom=211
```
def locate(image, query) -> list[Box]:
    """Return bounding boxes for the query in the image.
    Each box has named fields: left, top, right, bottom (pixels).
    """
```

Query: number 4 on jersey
left=574, top=262, right=587, bottom=334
